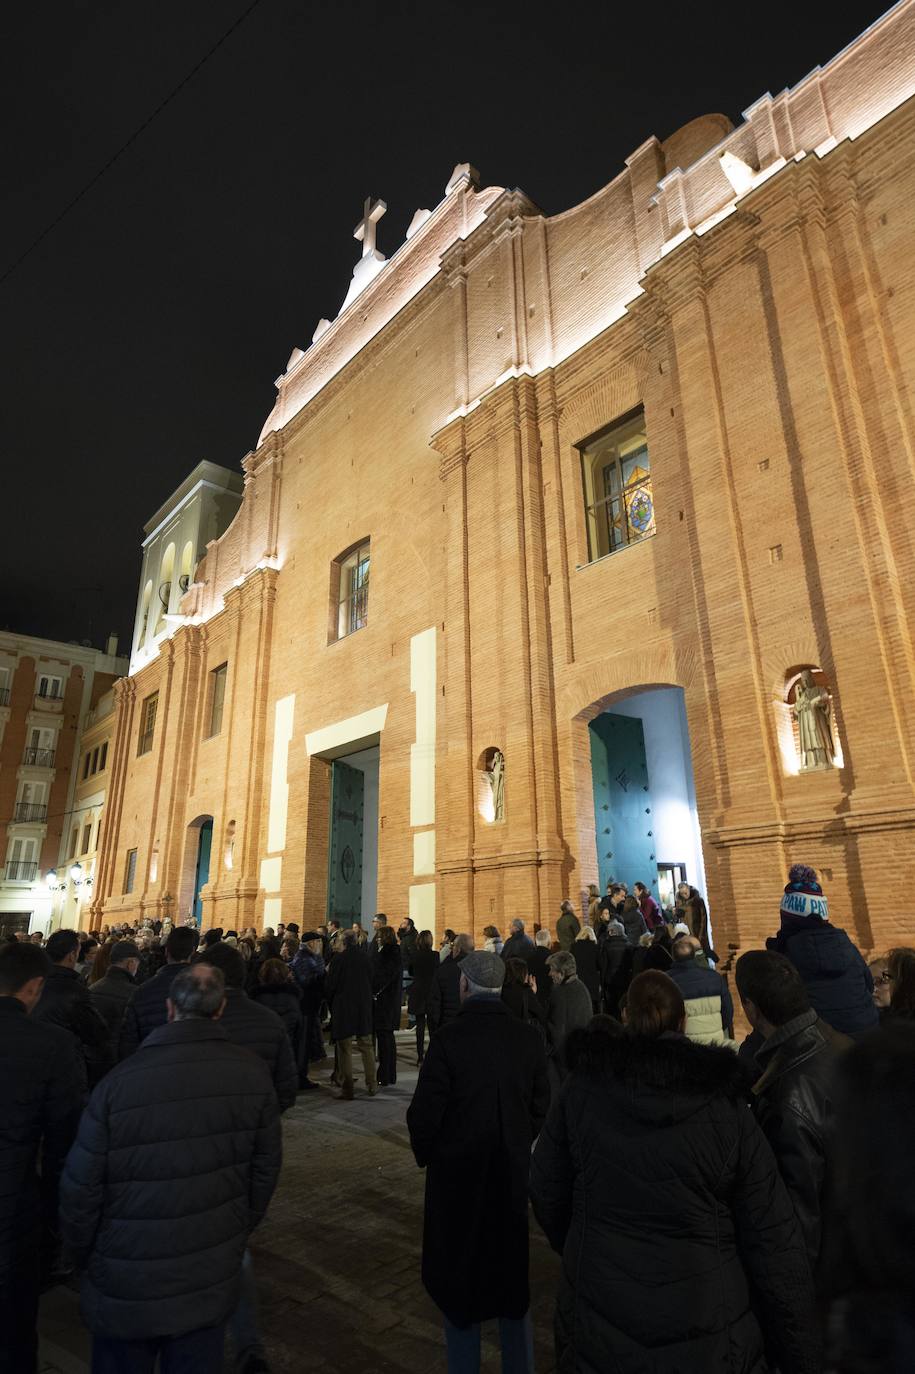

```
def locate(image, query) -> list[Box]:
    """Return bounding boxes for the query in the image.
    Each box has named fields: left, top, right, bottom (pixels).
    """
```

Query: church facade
left=94, top=3, right=915, bottom=957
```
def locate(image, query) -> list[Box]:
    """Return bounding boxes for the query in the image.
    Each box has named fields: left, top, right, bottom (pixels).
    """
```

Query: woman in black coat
left=407, top=930, right=439, bottom=1064
left=570, top=929, right=600, bottom=1011
left=250, top=959, right=304, bottom=1069
left=531, top=971, right=819, bottom=1374
left=372, top=927, right=403, bottom=1085
left=501, top=957, right=548, bottom=1035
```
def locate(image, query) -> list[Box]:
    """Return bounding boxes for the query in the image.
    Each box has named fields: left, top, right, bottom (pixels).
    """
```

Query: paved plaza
left=39, top=1033, right=561, bottom=1373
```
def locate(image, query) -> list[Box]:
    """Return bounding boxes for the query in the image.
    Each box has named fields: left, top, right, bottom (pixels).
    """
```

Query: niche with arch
left=775, top=665, right=843, bottom=775
left=476, top=746, right=506, bottom=824
left=179, top=540, right=195, bottom=597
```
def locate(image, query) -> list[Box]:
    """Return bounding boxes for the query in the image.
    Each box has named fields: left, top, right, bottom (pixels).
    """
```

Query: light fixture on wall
left=44, top=868, right=63, bottom=892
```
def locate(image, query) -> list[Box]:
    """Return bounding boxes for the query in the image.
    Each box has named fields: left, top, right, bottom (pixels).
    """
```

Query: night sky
left=0, top=0, right=884, bottom=652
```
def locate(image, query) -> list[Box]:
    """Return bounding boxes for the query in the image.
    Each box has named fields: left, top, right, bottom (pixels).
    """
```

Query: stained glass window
left=580, top=408, right=655, bottom=562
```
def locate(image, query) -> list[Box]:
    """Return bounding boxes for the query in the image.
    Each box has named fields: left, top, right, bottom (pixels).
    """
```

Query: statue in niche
left=486, top=749, right=505, bottom=822
left=793, top=670, right=836, bottom=771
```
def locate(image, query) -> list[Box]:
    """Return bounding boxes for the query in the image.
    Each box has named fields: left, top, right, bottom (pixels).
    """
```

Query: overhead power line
left=0, top=0, right=266, bottom=290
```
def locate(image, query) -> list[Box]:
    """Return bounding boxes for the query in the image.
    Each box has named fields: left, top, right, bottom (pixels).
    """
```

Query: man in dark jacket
left=500, top=919, right=535, bottom=965
left=428, top=932, right=473, bottom=1030
left=324, top=929, right=378, bottom=1099
left=555, top=902, right=580, bottom=952
left=736, top=948, right=851, bottom=1266
left=118, top=925, right=198, bottom=1056
left=668, top=936, right=735, bottom=1044
left=597, top=919, right=630, bottom=1018
left=528, top=930, right=553, bottom=1012
left=32, top=928, right=107, bottom=1087
left=60, top=963, right=281, bottom=1372
left=768, top=865, right=878, bottom=1039
left=87, top=940, right=139, bottom=1082
left=407, top=950, right=549, bottom=1371
left=0, top=943, right=82, bottom=1374
left=196, top=943, right=298, bottom=1112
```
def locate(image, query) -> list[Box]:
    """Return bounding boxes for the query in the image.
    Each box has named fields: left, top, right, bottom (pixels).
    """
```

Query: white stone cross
left=354, top=196, right=387, bottom=259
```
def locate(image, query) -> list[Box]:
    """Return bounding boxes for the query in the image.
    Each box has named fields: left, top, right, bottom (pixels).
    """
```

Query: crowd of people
left=1, top=862, right=913, bottom=1372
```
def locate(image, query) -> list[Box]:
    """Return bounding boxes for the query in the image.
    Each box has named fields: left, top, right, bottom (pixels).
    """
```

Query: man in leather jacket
left=736, top=949, right=851, bottom=1268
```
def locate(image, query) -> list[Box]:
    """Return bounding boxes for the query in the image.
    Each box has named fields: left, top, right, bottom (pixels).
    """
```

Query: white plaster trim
left=305, top=705, right=389, bottom=757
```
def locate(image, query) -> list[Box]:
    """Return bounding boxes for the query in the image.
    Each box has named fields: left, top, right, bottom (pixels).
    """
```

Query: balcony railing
left=0, top=687, right=9, bottom=707
left=4, top=860, right=37, bottom=882
left=22, top=747, right=56, bottom=768
left=12, top=802, right=48, bottom=823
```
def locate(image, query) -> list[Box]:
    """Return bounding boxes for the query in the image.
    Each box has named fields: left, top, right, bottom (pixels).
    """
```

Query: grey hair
left=510, top=918, right=525, bottom=933
left=169, top=965, right=225, bottom=1019
left=534, top=929, right=551, bottom=947
left=453, top=933, right=475, bottom=957
left=340, top=928, right=359, bottom=948
left=547, top=951, right=576, bottom=979
left=462, top=976, right=500, bottom=999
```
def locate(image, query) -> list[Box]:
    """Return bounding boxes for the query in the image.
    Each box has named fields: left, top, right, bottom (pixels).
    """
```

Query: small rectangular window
left=579, top=407, right=654, bottom=563
left=99, top=741, right=108, bottom=771
left=207, top=663, right=228, bottom=737
left=334, top=541, right=370, bottom=641
left=91, top=746, right=100, bottom=774
left=70, top=826, right=79, bottom=858
left=124, top=848, right=138, bottom=894
left=37, top=674, right=63, bottom=699
left=82, top=752, right=91, bottom=780
left=82, top=822, right=92, bottom=853
left=138, top=692, right=158, bottom=756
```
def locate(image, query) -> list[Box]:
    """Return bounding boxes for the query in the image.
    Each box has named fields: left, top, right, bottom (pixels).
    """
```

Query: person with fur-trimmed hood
left=530, top=971, right=819, bottom=1374
left=768, top=864, right=878, bottom=1040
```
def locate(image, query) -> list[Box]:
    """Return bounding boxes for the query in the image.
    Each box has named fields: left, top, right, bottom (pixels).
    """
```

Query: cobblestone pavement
left=39, top=1033, right=560, bottom=1373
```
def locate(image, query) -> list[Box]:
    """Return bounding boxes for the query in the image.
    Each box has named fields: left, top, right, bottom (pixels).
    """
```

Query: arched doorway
left=182, top=815, right=214, bottom=927
left=584, top=686, right=707, bottom=919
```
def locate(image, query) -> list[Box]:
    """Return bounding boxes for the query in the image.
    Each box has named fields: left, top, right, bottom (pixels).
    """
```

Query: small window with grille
left=137, top=692, right=158, bottom=756
left=579, top=407, right=654, bottom=563
left=331, top=541, right=370, bottom=642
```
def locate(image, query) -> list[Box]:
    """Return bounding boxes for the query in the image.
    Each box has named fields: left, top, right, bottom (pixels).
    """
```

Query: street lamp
left=45, top=868, right=64, bottom=892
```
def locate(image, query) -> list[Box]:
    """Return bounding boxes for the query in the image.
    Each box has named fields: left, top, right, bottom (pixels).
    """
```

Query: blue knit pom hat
left=780, top=863, right=829, bottom=921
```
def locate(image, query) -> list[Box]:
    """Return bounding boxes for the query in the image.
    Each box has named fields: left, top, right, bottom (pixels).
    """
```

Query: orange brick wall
left=94, top=88, right=915, bottom=962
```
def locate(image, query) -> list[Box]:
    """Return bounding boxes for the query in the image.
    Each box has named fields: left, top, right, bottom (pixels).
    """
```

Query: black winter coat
left=118, top=960, right=189, bottom=1057
left=531, top=1029, right=819, bottom=1374
left=33, top=965, right=107, bottom=1083
left=501, top=981, right=547, bottom=1034
left=407, top=998, right=550, bottom=1327
left=407, top=948, right=439, bottom=1015
left=597, top=933, right=631, bottom=1016
left=218, top=988, right=298, bottom=1112
left=500, top=932, right=535, bottom=965
left=428, top=953, right=466, bottom=1030
left=372, top=943, right=403, bottom=1033
left=0, top=1001, right=83, bottom=1283
left=768, top=918, right=879, bottom=1039
left=87, top=966, right=137, bottom=1081
left=527, top=946, right=553, bottom=1010
left=751, top=1009, right=850, bottom=1266
left=570, top=940, right=600, bottom=1004
left=249, top=982, right=303, bottom=1059
left=59, top=1019, right=281, bottom=1342
left=325, top=944, right=373, bottom=1040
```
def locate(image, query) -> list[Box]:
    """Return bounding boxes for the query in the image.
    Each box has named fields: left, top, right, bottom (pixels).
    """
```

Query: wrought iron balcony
left=22, top=747, right=55, bottom=768
left=0, top=687, right=9, bottom=707
left=4, top=860, right=37, bottom=882
left=12, top=802, right=47, bottom=823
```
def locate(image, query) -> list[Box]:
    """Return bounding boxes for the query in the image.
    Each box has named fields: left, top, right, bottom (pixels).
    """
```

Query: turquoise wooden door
left=193, top=818, right=213, bottom=926
left=589, top=713, right=658, bottom=899
left=327, top=760, right=365, bottom=924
